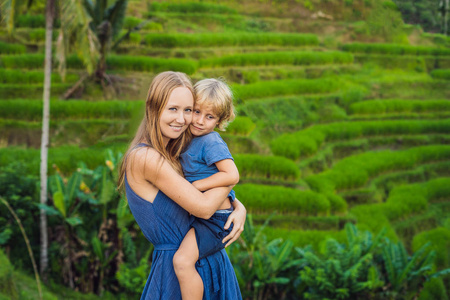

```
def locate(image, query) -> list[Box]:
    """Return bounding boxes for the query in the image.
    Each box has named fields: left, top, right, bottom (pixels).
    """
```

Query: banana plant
left=229, top=214, right=302, bottom=300
left=91, top=236, right=118, bottom=295
left=379, top=240, right=449, bottom=299
left=42, top=171, right=90, bottom=227
left=228, top=214, right=273, bottom=295
left=298, top=223, right=386, bottom=300
left=253, top=239, right=303, bottom=300
left=39, top=170, right=93, bottom=288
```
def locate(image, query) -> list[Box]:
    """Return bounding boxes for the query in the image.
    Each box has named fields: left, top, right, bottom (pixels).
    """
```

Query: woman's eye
left=169, top=107, right=177, bottom=111
left=185, top=108, right=192, bottom=112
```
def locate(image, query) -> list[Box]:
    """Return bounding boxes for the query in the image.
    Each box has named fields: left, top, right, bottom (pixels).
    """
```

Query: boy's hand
left=192, top=180, right=202, bottom=191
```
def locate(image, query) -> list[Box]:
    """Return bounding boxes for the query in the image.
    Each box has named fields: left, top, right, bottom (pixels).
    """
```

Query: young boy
left=173, top=78, right=240, bottom=300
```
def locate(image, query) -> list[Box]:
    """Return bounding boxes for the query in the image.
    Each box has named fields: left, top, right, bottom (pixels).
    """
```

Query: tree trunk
left=40, top=0, right=55, bottom=280
left=445, top=0, right=449, bottom=36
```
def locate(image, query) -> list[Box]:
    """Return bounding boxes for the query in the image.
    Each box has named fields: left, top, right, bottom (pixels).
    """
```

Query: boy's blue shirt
left=180, top=131, right=236, bottom=201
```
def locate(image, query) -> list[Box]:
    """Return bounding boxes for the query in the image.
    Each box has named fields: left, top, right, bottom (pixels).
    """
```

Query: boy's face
left=190, top=103, right=219, bottom=136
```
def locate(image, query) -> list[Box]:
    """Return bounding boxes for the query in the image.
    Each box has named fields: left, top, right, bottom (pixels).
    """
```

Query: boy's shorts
left=191, top=208, right=234, bottom=260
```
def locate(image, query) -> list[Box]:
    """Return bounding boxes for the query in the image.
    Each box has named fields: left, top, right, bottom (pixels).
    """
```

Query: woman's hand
left=222, top=198, right=246, bottom=247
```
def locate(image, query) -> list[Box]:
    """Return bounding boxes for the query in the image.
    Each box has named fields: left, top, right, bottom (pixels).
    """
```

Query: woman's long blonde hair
left=118, top=71, right=194, bottom=191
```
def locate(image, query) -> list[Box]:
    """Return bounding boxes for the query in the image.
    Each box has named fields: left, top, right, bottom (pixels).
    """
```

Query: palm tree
left=57, top=0, right=128, bottom=98
left=440, top=0, right=449, bottom=36
left=1, top=0, right=128, bottom=277
left=1, top=0, right=33, bottom=36
left=39, top=0, right=55, bottom=279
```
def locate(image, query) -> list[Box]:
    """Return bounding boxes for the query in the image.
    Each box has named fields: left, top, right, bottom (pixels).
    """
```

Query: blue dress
left=125, top=172, right=242, bottom=299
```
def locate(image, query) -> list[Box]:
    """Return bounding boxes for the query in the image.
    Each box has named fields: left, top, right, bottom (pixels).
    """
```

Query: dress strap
left=133, top=142, right=150, bottom=150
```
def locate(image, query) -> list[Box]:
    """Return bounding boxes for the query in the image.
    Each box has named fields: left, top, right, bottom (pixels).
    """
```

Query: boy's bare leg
left=173, top=228, right=203, bottom=300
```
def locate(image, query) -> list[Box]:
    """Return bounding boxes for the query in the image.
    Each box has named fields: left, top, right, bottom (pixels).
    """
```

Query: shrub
left=143, top=33, right=318, bottom=48
left=383, top=184, right=429, bottom=220
left=234, top=154, right=300, bottom=181
left=306, top=145, right=450, bottom=192
left=349, top=99, right=450, bottom=115
left=220, top=134, right=263, bottom=154
left=0, top=54, right=197, bottom=74
left=354, top=54, right=427, bottom=71
left=200, top=51, right=353, bottom=68
left=233, top=184, right=330, bottom=216
left=0, top=146, right=128, bottom=176
left=233, top=78, right=340, bottom=100
left=325, top=193, right=348, bottom=215
left=123, top=16, right=144, bottom=30
left=263, top=227, right=346, bottom=250
left=0, top=119, right=129, bottom=148
left=0, top=54, right=44, bottom=69
left=0, top=100, right=142, bottom=121
left=0, top=250, right=18, bottom=298
left=142, top=22, right=163, bottom=31
left=430, top=69, right=450, bottom=80
left=0, top=84, right=71, bottom=99
left=342, top=43, right=450, bottom=56
left=0, top=41, right=26, bottom=54
left=271, top=119, right=450, bottom=160
left=149, top=2, right=237, bottom=14
left=413, top=227, right=450, bottom=269
left=15, top=14, right=45, bottom=28
left=0, top=69, right=77, bottom=84
left=105, top=55, right=197, bottom=74
left=225, top=117, right=255, bottom=136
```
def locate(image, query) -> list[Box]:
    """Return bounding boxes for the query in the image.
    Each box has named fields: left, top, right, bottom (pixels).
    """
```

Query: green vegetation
left=200, top=51, right=353, bottom=68
left=1, top=0, right=450, bottom=298
left=143, top=33, right=319, bottom=48
left=0, top=41, right=26, bottom=54
left=349, top=99, right=450, bottom=115
left=233, top=78, right=340, bottom=100
left=15, top=14, right=46, bottom=28
left=271, top=120, right=450, bottom=159
left=234, top=154, right=300, bottom=181
left=0, top=69, right=77, bottom=84
left=0, top=54, right=197, bottom=74
left=149, top=2, right=238, bottom=14
left=234, top=184, right=330, bottom=216
left=342, top=42, right=450, bottom=56
left=0, top=100, right=141, bottom=120
left=431, top=69, right=450, bottom=80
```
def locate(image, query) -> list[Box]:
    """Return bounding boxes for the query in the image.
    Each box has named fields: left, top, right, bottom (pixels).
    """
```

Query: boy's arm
left=192, top=159, right=239, bottom=192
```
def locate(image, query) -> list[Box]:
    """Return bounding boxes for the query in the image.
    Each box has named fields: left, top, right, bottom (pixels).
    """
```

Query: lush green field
left=1, top=0, right=449, bottom=299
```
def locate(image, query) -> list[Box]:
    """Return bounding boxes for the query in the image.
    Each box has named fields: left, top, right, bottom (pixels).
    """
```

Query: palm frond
left=105, top=0, right=127, bottom=39
left=57, top=0, right=99, bottom=77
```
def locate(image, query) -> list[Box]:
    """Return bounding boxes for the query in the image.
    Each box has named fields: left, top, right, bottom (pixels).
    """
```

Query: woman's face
left=159, top=87, right=194, bottom=146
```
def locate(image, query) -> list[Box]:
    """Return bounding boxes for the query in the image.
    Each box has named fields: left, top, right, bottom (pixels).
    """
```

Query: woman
left=118, top=71, right=245, bottom=299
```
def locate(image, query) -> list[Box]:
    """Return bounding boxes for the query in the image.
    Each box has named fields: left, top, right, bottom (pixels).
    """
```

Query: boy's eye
left=194, top=110, right=200, bottom=114
left=207, top=115, right=216, bottom=119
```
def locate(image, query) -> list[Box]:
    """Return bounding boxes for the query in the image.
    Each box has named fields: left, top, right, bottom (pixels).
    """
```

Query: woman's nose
left=176, top=111, right=185, bottom=124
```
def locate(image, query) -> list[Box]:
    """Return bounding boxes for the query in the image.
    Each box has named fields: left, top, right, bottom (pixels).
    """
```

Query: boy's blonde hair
left=194, top=78, right=235, bottom=131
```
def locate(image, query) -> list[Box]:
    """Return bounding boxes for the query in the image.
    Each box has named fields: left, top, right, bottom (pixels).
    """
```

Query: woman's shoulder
left=128, top=145, right=163, bottom=168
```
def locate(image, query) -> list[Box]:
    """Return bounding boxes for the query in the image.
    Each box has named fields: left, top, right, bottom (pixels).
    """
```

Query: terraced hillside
left=1, top=0, right=449, bottom=298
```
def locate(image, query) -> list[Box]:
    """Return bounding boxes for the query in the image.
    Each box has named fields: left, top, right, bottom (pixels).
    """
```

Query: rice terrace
left=0, top=0, right=449, bottom=299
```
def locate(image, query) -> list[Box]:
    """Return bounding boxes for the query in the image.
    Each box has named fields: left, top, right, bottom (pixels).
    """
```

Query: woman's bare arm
left=134, top=148, right=231, bottom=219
